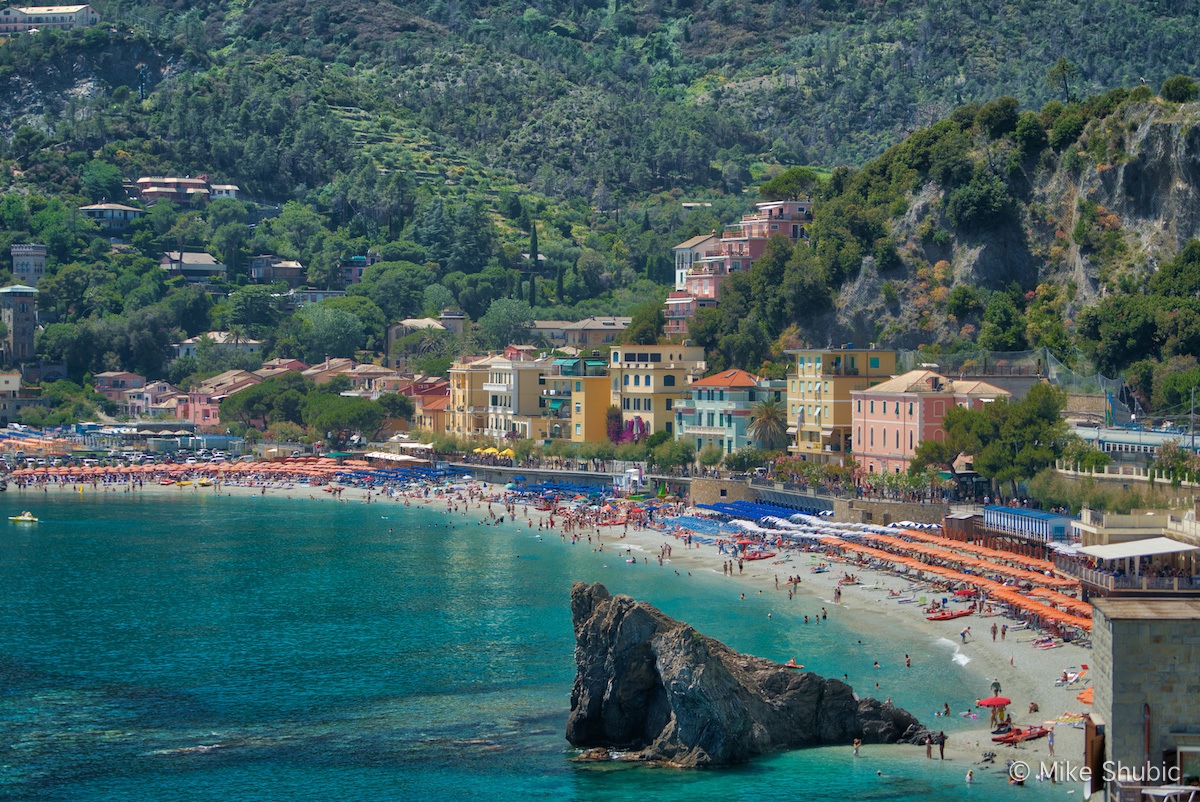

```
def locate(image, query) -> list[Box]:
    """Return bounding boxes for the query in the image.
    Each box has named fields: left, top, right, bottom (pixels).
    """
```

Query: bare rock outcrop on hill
left=566, top=581, right=921, bottom=766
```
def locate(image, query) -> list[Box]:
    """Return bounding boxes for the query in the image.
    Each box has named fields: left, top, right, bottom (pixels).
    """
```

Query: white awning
left=393, top=441, right=434, bottom=450
left=365, top=451, right=422, bottom=463
left=785, top=426, right=797, bottom=434
left=1077, top=537, right=1199, bottom=561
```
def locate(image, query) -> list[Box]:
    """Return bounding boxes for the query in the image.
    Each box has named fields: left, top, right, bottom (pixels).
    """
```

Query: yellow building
left=609, top=344, right=707, bottom=437
left=571, top=375, right=611, bottom=443
left=785, top=347, right=896, bottom=464
left=447, top=356, right=493, bottom=437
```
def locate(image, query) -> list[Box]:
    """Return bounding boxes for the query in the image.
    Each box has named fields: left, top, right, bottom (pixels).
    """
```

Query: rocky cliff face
left=566, top=582, right=921, bottom=767
left=822, top=100, right=1200, bottom=349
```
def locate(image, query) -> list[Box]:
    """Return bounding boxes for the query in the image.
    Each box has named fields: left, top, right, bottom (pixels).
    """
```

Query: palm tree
left=747, top=398, right=790, bottom=452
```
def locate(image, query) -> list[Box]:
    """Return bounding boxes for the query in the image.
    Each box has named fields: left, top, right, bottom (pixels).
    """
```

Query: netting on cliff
left=896, top=347, right=1132, bottom=419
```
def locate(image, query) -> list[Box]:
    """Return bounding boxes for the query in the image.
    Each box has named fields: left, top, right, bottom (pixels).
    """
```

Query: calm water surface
left=0, top=491, right=1075, bottom=800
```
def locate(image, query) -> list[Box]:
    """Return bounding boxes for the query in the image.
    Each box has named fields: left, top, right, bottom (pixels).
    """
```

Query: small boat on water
left=927, top=609, right=973, bottom=621
left=8, top=511, right=37, bottom=523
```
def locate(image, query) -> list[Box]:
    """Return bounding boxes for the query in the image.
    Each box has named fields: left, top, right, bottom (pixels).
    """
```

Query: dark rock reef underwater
left=566, top=581, right=925, bottom=767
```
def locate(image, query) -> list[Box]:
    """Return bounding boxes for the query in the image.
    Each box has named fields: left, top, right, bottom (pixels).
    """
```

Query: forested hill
left=15, top=0, right=1200, bottom=197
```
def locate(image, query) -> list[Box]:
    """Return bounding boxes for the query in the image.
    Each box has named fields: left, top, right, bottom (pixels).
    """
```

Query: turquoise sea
left=0, top=491, right=1076, bottom=801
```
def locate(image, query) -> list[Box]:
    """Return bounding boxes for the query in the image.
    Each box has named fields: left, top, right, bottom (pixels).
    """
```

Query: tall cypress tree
left=556, top=264, right=565, bottom=301
left=529, top=220, right=539, bottom=273
left=528, top=274, right=537, bottom=307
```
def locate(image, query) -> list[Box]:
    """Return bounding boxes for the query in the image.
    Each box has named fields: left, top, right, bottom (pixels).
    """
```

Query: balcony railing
left=1054, top=556, right=1200, bottom=592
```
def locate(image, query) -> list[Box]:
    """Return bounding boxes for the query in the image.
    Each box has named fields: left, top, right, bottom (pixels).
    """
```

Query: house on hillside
left=79, top=203, right=144, bottom=231
left=664, top=200, right=812, bottom=336
left=174, top=331, right=263, bottom=360
left=248, top=254, right=306, bottom=287
left=302, top=357, right=356, bottom=385
left=0, top=4, right=99, bottom=34
left=93, top=371, right=145, bottom=404
left=160, top=251, right=226, bottom=283
left=562, top=317, right=630, bottom=347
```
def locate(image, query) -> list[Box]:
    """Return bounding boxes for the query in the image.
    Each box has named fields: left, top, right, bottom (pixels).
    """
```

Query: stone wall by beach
left=834, top=498, right=949, bottom=525
left=689, top=478, right=756, bottom=506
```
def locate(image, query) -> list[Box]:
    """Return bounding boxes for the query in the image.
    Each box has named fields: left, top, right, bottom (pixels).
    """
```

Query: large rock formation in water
left=566, top=581, right=921, bottom=767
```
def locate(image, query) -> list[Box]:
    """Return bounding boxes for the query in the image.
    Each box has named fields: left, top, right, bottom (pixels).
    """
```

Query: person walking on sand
left=1001, top=624, right=1007, bottom=641
left=991, top=622, right=998, bottom=641
left=1047, top=726, right=1055, bottom=756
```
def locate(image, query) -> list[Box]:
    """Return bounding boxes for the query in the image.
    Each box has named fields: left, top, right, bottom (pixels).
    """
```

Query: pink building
left=851, top=370, right=1009, bottom=475
left=177, top=370, right=261, bottom=430
left=664, top=200, right=812, bottom=337
left=93, top=371, right=145, bottom=403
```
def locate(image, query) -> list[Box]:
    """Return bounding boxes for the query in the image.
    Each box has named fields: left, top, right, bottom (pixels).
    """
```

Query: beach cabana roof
left=1076, top=537, right=1199, bottom=561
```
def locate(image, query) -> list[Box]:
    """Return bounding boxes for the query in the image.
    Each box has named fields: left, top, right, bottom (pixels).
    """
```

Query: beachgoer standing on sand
left=938, top=731, right=947, bottom=759
left=924, top=735, right=932, bottom=759
left=991, top=623, right=998, bottom=641
left=1047, top=727, right=1055, bottom=756
left=1001, top=624, right=1007, bottom=640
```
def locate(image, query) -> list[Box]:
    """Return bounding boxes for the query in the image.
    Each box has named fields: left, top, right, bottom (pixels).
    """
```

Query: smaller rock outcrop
left=566, top=582, right=921, bottom=766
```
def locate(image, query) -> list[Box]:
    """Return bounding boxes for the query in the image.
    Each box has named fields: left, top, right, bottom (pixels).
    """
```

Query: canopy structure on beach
left=1076, top=537, right=1200, bottom=562
left=977, top=696, right=1011, bottom=708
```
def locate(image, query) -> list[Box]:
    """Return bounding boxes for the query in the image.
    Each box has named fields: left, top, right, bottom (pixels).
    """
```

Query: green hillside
left=2, top=1, right=1200, bottom=424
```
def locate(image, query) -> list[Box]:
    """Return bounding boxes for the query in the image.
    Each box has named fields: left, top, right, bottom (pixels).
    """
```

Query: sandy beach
left=19, top=475, right=1092, bottom=777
